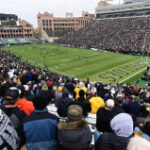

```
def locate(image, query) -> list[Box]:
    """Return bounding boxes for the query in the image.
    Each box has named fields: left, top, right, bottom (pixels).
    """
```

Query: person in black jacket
left=73, top=90, right=91, bottom=117
left=0, top=87, right=27, bottom=148
left=95, top=113, right=133, bottom=150
left=57, top=90, right=71, bottom=117
left=57, top=105, right=92, bottom=150
left=112, top=96, right=124, bottom=115
left=96, top=99, right=115, bottom=132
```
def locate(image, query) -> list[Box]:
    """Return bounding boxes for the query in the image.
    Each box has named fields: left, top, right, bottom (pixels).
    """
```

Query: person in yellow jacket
left=74, top=82, right=87, bottom=99
left=89, top=96, right=105, bottom=114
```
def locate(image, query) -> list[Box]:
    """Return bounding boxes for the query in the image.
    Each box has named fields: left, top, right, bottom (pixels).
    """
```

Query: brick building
left=37, top=11, right=94, bottom=38
left=0, top=13, right=34, bottom=38
left=97, top=1, right=112, bottom=8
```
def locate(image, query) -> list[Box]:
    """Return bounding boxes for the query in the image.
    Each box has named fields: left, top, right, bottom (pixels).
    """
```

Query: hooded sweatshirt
left=110, top=113, right=133, bottom=138
left=95, top=113, right=133, bottom=150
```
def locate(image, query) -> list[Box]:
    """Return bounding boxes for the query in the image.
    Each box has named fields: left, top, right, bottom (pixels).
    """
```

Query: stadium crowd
left=0, top=48, right=150, bottom=150
left=55, top=16, right=150, bottom=56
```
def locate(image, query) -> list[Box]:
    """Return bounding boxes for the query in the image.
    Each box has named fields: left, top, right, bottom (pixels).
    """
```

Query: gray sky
left=0, top=0, right=122, bottom=28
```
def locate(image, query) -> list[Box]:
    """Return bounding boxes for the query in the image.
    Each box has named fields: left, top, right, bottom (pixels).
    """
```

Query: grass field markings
left=3, top=44, right=149, bottom=82
left=27, top=59, right=72, bottom=76
left=76, top=57, right=139, bottom=78
left=119, top=67, right=147, bottom=84
left=60, top=54, right=122, bottom=72
left=91, top=60, right=145, bottom=83
left=74, top=68, right=81, bottom=71
left=61, top=59, right=71, bottom=62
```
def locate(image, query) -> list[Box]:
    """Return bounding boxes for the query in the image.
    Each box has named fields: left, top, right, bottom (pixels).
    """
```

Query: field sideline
left=2, top=44, right=149, bottom=84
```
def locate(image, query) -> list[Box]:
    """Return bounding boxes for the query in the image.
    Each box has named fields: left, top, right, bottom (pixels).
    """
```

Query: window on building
left=46, top=20, right=48, bottom=26
left=49, top=20, right=52, bottom=25
left=42, top=20, right=45, bottom=26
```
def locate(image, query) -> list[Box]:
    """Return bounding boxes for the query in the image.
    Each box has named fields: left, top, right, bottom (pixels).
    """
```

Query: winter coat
left=74, top=87, right=87, bottom=99
left=73, top=97, right=91, bottom=117
left=23, top=109, right=59, bottom=150
left=89, top=96, right=105, bottom=114
left=95, top=132, right=130, bottom=150
left=57, top=120, right=92, bottom=150
left=57, top=91, right=71, bottom=117
left=55, top=91, right=62, bottom=107
left=96, top=107, right=116, bottom=132
left=124, top=101, right=141, bottom=117
left=95, top=113, right=133, bottom=150
left=112, top=104, right=124, bottom=115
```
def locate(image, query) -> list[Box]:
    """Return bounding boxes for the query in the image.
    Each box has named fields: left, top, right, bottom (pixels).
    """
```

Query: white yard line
left=119, top=67, right=146, bottom=84
left=28, top=59, right=71, bottom=76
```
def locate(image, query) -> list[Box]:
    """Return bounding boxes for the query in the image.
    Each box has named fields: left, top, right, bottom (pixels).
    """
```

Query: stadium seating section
left=55, top=16, right=150, bottom=54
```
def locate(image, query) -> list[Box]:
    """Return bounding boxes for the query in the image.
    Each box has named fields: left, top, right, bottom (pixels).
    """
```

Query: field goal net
left=140, top=32, right=150, bottom=66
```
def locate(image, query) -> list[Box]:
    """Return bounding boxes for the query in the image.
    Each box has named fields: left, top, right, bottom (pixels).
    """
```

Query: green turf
left=2, top=44, right=150, bottom=84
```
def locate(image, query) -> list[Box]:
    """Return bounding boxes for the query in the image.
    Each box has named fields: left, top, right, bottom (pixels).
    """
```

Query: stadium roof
left=124, top=0, right=146, bottom=4
left=96, top=0, right=150, bottom=15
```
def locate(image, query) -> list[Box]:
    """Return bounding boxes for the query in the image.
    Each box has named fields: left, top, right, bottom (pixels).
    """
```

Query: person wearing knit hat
left=105, top=99, right=115, bottom=111
left=57, top=90, right=71, bottom=117
left=16, top=85, right=34, bottom=115
left=58, top=86, right=63, bottom=92
left=96, top=99, right=116, bottom=132
left=57, top=105, right=92, bottom=150
left=67, top=105, right=83, bottom=121
left=23, top=94, right=59, bottom=150
left=55, top=86, right=63, bottom=107
left=95, top=113, right=133, bottom=150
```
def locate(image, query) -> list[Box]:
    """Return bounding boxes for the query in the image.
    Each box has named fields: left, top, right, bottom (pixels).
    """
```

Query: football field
left=2, top=44, right=149, bottom=84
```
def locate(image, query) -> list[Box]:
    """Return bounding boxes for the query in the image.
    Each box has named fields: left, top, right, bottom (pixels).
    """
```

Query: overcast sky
left=0, top=0, right=123, bottom=28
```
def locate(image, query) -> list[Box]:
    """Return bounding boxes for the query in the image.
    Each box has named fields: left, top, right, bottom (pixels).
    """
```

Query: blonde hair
left=127, top=137, right=150, bottom=150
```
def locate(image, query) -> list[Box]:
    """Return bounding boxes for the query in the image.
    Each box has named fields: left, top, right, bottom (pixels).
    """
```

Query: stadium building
left=96, top=0, right=150, bottom=18
left=0, top=13, right=35, bottom=45
left=37, top=11, right=94, bottom=40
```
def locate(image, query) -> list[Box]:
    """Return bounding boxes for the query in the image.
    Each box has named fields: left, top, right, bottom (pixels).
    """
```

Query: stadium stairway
left=47, top=103, right=96, bottom=145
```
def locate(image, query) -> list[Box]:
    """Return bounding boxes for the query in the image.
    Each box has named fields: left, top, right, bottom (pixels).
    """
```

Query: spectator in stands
left=127, top=137, right=150, bottom=150
left=54, top=17, right=150, bottom=56
left=95, top=113, right=133, bottom=150
left=96, top=99, right=115, bottom=132
left=124, top=96, right=141, bottom=117
left=89, top=94, right=105, bottom=114
left=57, top=90, right=71, bottom=117
left=64, top=78, right=75, bottom=96
left=112, top=96, right=124, bottom=115
left=55, top=86, right=63, bottom=107
left=134, top=112, right=150, bottom=141
left=74, top=81, right=87, bottom=99
left=73, top=90, right=91, bottom=117
left=0, top=87, right=27, bottom=147
left=23, top=94, right=59, bottom=150
left=0, top=109, right=20, bottom=150
left=57, top=105, right=92, bottom=150
left=16, top=85, right=34, bottom=115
